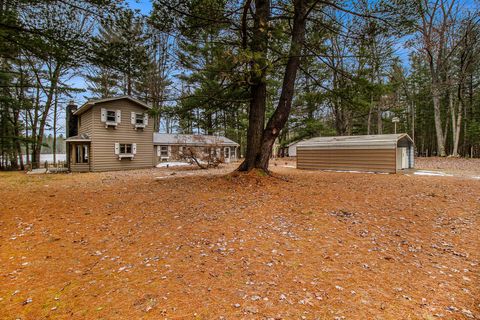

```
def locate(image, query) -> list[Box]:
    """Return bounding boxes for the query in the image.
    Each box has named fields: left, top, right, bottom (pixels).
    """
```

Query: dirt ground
left=1, top=159, right=479, bottom=320
left=415, top=157, right=480, bottom=177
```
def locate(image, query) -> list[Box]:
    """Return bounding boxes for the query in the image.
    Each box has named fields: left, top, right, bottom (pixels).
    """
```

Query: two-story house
left=65, top=95, right=240, bottom=172
left=65, top=96, right=154, bottom=172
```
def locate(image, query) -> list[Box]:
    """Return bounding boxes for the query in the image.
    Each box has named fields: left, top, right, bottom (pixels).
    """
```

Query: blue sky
left=126, top=0, right=152, bottom=15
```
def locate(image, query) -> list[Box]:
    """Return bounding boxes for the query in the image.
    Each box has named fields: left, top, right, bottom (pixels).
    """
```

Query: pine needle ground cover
left=0, top=162, right=479, bottom=319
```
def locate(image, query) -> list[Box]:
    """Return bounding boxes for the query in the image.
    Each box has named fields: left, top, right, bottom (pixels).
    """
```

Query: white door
left=401, top=147, right=408, bottom=169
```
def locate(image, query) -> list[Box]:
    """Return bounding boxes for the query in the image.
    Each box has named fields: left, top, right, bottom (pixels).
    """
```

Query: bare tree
left=415, top=0, right=461, bottom=156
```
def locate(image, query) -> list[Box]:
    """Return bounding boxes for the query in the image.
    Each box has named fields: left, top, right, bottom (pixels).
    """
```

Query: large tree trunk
left=237, top=0, right=269, bottom=171
left=257, top=0, right=307, bottom=169
left=238, top=0, right=307, bottom=172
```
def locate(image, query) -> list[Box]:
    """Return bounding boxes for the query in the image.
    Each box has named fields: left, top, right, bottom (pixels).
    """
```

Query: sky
left=126, top=0, right=152, bottom=15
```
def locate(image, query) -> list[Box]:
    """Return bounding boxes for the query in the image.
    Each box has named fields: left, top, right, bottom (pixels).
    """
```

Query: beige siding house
left=65, top=96, right=241, bottom=172
left=66, top=96, right=154, bottom=172
left=153, top=133, right=240, bottom=164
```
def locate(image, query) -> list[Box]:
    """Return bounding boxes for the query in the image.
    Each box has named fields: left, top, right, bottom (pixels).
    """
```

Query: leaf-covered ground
left=0, top=162, right=479, bottom=319
left=415, top=157, right=480, bottom=176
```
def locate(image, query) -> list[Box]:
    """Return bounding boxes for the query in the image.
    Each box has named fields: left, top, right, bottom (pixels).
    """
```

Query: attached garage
left=296, top=134, right=414, bottom=173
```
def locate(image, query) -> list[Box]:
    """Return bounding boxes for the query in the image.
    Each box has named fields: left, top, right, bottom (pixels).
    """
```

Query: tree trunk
left=33, top=65, right=61, bottom=168
left=53, top=88, right=58, bottom=164
left=238, top=0, right=307, bottom=172
left=377, top=104, right=382, bottom=134
left=367, top=104, right=373, bottom=135
left=432, top=85, right=446, bottom=156
left=237, top=0, right=270, bottom=171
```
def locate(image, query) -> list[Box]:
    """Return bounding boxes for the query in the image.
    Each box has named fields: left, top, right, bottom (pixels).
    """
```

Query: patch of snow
left=282, top=165, right=296, bottom=168
left=26, top=168, right=48, bottom=175
left=414, top=170, right=453, bottom=177
left=156, top=161, right=193, bottom=168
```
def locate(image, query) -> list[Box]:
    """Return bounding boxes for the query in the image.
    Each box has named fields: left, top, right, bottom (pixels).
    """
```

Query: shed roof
left=153, top=133, right=239, bottom=147
left=297, top=134, right=413, bottom=149
left=74, top=96, right=150, bottom=115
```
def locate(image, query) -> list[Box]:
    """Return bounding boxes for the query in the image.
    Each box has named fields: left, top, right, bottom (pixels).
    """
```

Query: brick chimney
left=65, top=100, right=78, bottom=168
left=66, top=100, right=78, bottom=138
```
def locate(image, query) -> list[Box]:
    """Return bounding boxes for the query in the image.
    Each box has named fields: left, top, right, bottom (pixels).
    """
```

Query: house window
left=160, top=145, right=168, bottom=157
left=224, top=147, right=230, bottom=158
left=76, top=144, right=89, bottom=164
left=136, top=113, right=144, bottom=125
left=106, top=110, right=116, bottom=122
left=120, top=143, right=132, bottom=155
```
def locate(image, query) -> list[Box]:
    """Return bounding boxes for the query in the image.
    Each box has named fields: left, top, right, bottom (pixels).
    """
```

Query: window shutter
left=116, top=110, right=121, bottom=123
left=157, top=145, right=161, bottom=157
left=131, top=112, right=136, bottom=125
left=114, top=143, right=120, bottom=155
left=132, top=143, right=137, bottom=155
left=144, top=113, right=149, bottom=126
left=101, top=108, right=106, bottom=122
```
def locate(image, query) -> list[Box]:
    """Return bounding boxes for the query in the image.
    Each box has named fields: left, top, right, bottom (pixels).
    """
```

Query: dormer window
left=101, top=108, right=121, bottom=128
left=131, top=112, right=148, bottom=129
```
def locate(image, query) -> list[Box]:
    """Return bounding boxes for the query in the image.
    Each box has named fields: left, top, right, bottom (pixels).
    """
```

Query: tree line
left=1, top=0, right=479, bottom=171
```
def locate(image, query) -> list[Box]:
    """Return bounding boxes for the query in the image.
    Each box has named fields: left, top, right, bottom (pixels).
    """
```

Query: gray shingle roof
left=297, top=134, right=413, bottom=149
left=74, top=95, right=150, bottom=115
left=153, top=133, right=239, bottom=147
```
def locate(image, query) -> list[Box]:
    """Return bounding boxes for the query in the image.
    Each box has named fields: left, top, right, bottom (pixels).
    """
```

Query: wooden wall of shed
left=90, top=100, right=154, bottom=171
left=296, top=148, right=397, bottom=173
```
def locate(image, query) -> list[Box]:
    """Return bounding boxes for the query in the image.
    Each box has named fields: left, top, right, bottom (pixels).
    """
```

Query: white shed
left=288, top=141, right=302, bottom=157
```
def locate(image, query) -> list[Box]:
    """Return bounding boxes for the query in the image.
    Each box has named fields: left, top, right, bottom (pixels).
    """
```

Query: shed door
left=397, top=147, right=408, bottom=170
left=401, top=147, right=409, bottom=169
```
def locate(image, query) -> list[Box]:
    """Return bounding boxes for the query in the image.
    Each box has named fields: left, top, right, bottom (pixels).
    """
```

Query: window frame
left=106, top=110, right=116, bottom=123
left=75, top=144, right=89, bottom=164
left=160, top=145, right=168, bottom=157
left=119, top=143, right=133, bottom=155
left=135, top=113, right=145, bottom=125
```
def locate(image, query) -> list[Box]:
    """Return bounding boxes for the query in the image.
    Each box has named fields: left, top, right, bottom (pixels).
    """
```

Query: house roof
left=153, top=133, right=239, bottom=147
left=65, top=133, right=91, bottom=142
left=297, top=134, right=413, bottom=149
left=74, top=96, right=150, bottom=115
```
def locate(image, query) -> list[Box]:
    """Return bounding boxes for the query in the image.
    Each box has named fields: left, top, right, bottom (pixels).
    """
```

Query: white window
left=120, top=144, right=132, bottom=154
left=136, top=113, right=144, bottom=125
left=131, top=112, right=148, bottom=129
left=115, top=143, right=136, bottom=159
left=106, top=110, right=116, bottom=122
left=160, top=145, right=168, bottom=157
left=101, top=108, right=121, bottom=127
